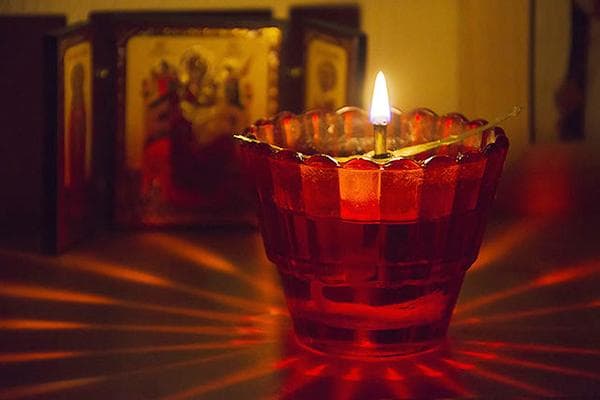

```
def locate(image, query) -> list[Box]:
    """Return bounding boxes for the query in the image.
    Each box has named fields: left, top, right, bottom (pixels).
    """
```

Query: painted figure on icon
left=140, top=48, right=253, bottom=216
left=64, top=61, right=89, bottom=234
left=66, top=62, right=87, bottom=192
left=59, top=40, right=93, bottom=249
left=314, top=60, right=337, bottom=110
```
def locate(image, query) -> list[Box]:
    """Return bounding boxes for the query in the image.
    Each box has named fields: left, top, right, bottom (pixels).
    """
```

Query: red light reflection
left=457, top=350, right=600, bottom=381
left=384, top=368, right=412, bottom=399
left=0, top=317, right=265, bottom=338
left=0, top=282, right=253, bottom=323
left=0, top=249, right=276, bottom=314
left=0, top=377, right=105, bottom=400
left=455, top=300, right=599, bottom=325
left=0, top=339, right=271, bottom=366
left=450, top=360, right=559, bottom=397
left=0, top=349, right=252, bottom=400
left=275, top=363, right=328, bottom=400
left=470, top=218, right=545, bottom=271
left=463, top=340, right=600, bottom=356
left=416, top=362, right=473, bottom=397
left=456, top=260, right=600, bottom=315
left=161, top=357, right=299, bottom=400
left=62, top=254, right=272, bottom=313
left=0, top=228, right=598, bottom=399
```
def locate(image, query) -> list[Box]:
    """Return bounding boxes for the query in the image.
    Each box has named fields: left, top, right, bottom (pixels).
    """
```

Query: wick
left=373, top=123, right=389, bottom=159
left=392, top=105, right=522, bottom=158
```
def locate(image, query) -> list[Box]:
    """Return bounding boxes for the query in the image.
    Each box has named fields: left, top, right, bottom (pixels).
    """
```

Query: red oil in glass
left=260, top=204, right=483, bottom=357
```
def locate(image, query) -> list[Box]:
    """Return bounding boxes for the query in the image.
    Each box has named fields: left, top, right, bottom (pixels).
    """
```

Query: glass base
left=279, top=266, right=465, bottom=359
left=293, top=326, right=447, bottom=359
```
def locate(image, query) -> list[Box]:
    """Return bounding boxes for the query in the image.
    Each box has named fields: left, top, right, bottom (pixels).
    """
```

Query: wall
left=0, top=0, right=461, bottom=114
left=534, top=0, right=570, bottom=143
left=360, top=0, right=460, bottom=113
left=0, top=0, right=309, bottom=21
left=457, top=0, right=531, bottom=164
left=2, top=0, right=535, bottom=161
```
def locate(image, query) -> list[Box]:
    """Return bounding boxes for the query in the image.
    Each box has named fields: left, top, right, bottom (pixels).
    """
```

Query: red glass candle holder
left=235, top=107, right=509, bottom=357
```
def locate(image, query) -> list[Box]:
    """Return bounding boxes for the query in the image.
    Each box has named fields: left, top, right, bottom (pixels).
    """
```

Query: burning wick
left=370, top=71, right=391, bottom=159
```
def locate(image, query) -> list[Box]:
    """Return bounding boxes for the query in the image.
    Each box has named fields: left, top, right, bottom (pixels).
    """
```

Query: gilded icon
left=121, top=28, right=281, bottom=225
left=305, top=37, right=347, bottom=111
left=62, top=40, right=93, bottom=244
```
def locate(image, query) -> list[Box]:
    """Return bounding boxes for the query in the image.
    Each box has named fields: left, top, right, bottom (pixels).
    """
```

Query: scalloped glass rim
left=233, top=106, right=509, bottom=169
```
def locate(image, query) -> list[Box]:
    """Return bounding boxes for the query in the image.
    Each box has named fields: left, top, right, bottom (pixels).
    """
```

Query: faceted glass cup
left=235, top=107, right=509, bottom=358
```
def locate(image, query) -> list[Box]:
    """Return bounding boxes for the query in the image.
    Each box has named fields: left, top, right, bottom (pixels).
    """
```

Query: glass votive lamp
left=235, top=106, right=509, bottom=357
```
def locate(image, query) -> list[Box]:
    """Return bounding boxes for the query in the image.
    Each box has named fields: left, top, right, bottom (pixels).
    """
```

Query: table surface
left=0, top=213, right=599, bottom=399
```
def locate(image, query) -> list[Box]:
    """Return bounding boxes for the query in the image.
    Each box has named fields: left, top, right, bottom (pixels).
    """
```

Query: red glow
left=0, top=282, right=251, bottom=323
left=162, top=357, right=297, bottom=400
left=457, top=350, right=498, bottom=360
left=456, top=260, right=600, bottom=314
left=311, top=113, right=320, bottom=146
left=103, top=339, right=268, bottom=356
left=122, top=300, right=250, bottom=323
left=0, top=319, right=89, bottom=330
left=384, top=367, right=405, bottom=381
left=0, top=349, right=251, bottom=399
left=142, top=235, right=281, bottom=297
left=265, top=123, right=275, bottom=144
left=442, top=358, right=476, bottom=370
left=454, top=300, right=599, bottom=325
left=0, top=351, right=82, bottom=364
left=0, top=249, right=274, bottom=314
left=283, top=117, right=292, bottom=142
left=342, top=367, right=362, bottom=381
left=516, top=149, right=574, bottom=217
left=305, top=363, right=327, bottom=377
left=274, top=357, right=300, bottom=369
left=276, top=363, right=327, bottom=400
left=532, top=264, right=600, bottom=287
left=1, top=246, right=277, bottom=313
left=141, top=235, right=237, bottom=274
left=343, top=112, right=352, bottom=139
left=458, top=350, right=600, bottom=381
left=385, top=368, right=412, bottom=398
left=416, top=363, right=444, bottom=377
left=332, top=367, right=363, bottom=400
left=0, top=377, right=105, bottom=400
left=463, top=340, right=600, bottom=356
left=0, top=318, right=265, bottom=337
left=385, top=380, right=412, bottom=399
left=463, top=364, right=559, bottom=397
left=63, top=254, right=172, bottom=286
left=0, top=339, right=268, bottom=363
left=0, top=283, right=114, bottom=305
left=0, top=341, right=258, bottom=365
left=471, top=219, right=545, bottom=271
left=416, top=362, right=473, bottom=397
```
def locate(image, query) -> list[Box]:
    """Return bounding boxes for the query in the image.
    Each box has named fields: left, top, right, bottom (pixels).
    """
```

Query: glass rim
left=233, top=106, right=510, bottom=169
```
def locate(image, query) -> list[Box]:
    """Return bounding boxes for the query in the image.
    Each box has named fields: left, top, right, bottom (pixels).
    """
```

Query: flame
left=369, top=71, right=391, bottom=125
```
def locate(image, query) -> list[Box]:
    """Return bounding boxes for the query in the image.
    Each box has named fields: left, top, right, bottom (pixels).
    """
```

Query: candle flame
left=370, top=71, right=391, bottom=125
